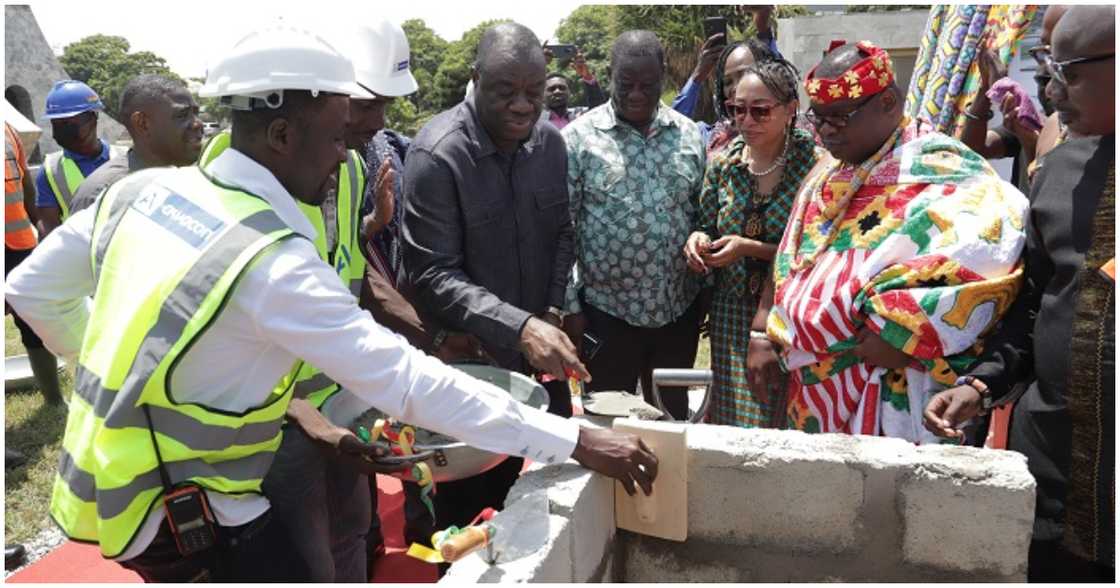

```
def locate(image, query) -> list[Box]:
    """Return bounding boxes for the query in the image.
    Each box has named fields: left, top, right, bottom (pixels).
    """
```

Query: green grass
left=5, top=315, right=72, bottom=544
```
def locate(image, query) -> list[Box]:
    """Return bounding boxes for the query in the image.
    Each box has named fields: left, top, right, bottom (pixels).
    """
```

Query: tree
left=59, top=35, right=183, bottom=123
left=554, top=5, right=615, bottom=106
left=187, top=77, right=231, bottom=126
left=401, top=19, right=449, bottom=115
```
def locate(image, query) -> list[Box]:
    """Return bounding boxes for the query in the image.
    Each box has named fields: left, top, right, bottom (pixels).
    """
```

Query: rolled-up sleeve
left=401, top=149, right=532, bottom=350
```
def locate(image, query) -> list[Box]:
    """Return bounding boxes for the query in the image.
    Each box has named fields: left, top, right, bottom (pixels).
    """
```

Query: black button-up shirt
left=401, top=99, right=574, bottom=370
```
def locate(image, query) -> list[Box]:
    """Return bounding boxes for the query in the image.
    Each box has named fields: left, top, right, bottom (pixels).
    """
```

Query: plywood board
left=613, top=418, right=688, bottom=541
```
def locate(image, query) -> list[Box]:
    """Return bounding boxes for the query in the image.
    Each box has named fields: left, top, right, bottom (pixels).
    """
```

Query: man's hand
left=519, top=316, right=591, bottom=382
left=746, top=336, right=782, bottom=405
left=999, top=93, right=1041, bottom=152
left=853, top=328, right=911, bottom=370
left=362, top=157, right=396, bottom=242
left=702, top=235, right=758, bottom=268
left=562, top=312, right=587, bottom=358
left=434, top=332, right=490, bottom=364
left=691, top=33, right=727, bottom=83
left=977, top=33, right=1007, bottom=92
left=570, top=49, right=594, bottom=82
left=684, top=231, right=711, bottom=274
left=571, top=426, right=659, bottom=496
left=286, top=398, right=419, bottom=474
left=922, top=386, right=984, bottom=440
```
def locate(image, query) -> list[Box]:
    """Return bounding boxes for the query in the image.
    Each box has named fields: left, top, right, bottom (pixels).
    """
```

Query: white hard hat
left=200, top=25, right=374, bottom=109
left=339, top=20, right=419, bottom=98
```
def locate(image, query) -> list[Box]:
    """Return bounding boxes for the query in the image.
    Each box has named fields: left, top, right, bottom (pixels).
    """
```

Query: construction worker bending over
left=5, top=25, right=657, bottom=583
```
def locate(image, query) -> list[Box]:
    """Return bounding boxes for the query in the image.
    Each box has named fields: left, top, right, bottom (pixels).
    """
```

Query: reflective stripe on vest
left=5, top=124, right=36, bottom=249
left=44, top=146, right=124, bottom=221
left=51, top=166, right=298, bottom=558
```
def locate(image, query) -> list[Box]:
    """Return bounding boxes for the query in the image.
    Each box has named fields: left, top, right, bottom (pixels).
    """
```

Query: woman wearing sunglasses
left=683, top=60, right=822, bottom=429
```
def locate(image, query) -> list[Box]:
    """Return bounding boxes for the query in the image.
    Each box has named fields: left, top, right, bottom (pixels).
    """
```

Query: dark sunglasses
left=804, top=93, right=877, bottom=130
left=725, top=101, right=780, bottom=123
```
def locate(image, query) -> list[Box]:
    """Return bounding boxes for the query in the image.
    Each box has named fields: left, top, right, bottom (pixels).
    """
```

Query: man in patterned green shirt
left=561, top=30, right=706, bottom=419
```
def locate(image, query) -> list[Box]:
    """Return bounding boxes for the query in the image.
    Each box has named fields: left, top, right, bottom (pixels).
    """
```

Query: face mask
left=52, top=122, right=84, bottom=148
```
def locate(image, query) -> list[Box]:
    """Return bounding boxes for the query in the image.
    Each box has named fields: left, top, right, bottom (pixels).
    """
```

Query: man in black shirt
left=924, top=6, right=1115, bottom=581
left=401, top=21, right=593, bottom=544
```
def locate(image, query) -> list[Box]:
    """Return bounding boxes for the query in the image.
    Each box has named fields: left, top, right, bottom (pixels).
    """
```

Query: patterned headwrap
left=805, top=40, right=895, bottom=105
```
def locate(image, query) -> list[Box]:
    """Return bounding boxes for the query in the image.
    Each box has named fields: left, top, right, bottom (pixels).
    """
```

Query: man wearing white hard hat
left=257, top=20, right=450, bottom=580
left=6, top=24, right=659, bottom=583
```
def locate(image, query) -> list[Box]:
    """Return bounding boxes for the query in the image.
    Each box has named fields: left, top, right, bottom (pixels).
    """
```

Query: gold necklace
left=785, top=118, right=909, bottom=272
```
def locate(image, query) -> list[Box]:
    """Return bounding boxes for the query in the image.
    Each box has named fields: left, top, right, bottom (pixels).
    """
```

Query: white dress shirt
left=5, top=148, right=580, bottom=561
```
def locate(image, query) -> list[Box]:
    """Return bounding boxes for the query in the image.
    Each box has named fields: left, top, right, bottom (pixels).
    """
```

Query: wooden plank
left=613, top=418, right=688, bottom=542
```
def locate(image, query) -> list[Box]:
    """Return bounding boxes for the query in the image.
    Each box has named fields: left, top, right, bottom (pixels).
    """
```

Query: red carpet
left=7, top=475, right=438, bottom=583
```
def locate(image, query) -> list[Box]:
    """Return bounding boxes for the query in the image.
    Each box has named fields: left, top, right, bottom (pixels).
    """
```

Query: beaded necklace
left=746, top=131, right=791, bottom=177
left=785, top=117, right=909, bottom=272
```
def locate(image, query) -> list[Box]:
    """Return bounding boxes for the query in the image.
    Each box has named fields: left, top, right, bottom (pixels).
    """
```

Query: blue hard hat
left=42, top=80, right=104, bottom=121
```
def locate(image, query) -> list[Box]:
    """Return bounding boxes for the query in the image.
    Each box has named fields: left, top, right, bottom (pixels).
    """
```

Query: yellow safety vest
left=199, top=131, right=366, bottom=408
left=51, top=166, right=299, bottom=558
left=43, top=146, right=123, bottom=220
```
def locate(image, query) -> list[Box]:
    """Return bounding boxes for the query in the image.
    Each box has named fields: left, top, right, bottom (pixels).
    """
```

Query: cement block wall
left=445, top=423, right=1035, bottom=583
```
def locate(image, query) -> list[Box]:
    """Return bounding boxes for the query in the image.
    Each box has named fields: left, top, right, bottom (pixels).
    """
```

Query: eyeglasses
left=1027, top=44, right=1050, bottom=67
left=725, top=101, right=780, bottom=123
left=804, top=94, right=877, bottom=130
left=1029, top=46, right=1115, bottom=86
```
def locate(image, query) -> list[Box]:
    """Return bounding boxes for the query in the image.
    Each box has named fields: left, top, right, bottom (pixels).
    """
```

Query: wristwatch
left=545, top=306, right=566, bottom=323
left=955, top=375, right=993, bottom=415
left=430, top=329, right=449, bottom=352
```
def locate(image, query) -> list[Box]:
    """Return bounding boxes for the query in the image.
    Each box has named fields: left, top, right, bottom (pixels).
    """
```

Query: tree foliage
left=401, top=19, right=450, bottom=115
left=59, top=35, right=183, bottom=123
left=431, top=19, right=511, bottom=112
left=382, top=6, right=817, bottom=135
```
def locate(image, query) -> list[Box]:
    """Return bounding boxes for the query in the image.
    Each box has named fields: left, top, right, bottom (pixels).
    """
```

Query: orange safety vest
left=5, top=123, right=37, bottom=250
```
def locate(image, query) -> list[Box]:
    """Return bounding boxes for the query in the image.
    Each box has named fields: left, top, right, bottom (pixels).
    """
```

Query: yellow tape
left=406, top=542, right=444, bottom=563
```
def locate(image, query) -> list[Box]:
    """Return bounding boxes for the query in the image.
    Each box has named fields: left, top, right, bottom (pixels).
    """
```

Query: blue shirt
left=35, top=139, right=113, bottom=208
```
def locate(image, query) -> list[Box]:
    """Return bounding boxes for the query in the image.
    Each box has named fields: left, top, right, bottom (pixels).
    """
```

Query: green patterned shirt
left=562, top=102, right=705, bottom=327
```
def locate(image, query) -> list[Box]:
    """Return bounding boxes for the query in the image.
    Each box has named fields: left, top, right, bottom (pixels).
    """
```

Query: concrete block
left=569, top=470, right=615, bottom=580
left=621, top=532, right=747, bottom=582
left=899, top=446, right=1035, bottom=579
left=687, top=426, right=865, bottom=553
left=506, top=459, right=615, bottom=580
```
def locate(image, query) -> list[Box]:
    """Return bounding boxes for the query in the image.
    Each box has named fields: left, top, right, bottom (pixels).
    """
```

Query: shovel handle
left=651, top=368, right=713, bottom=423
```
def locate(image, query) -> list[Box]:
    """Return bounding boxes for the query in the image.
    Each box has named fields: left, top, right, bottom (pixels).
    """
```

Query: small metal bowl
left=351, top=364, right=550, bottom=482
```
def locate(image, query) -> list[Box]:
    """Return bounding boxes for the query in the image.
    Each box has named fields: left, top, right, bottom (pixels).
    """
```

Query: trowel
left=582, top=369, right=713, bottom=423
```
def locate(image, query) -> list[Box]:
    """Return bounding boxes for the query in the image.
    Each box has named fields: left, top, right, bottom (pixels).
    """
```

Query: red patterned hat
left=805, top=40, right=895, bottom=105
